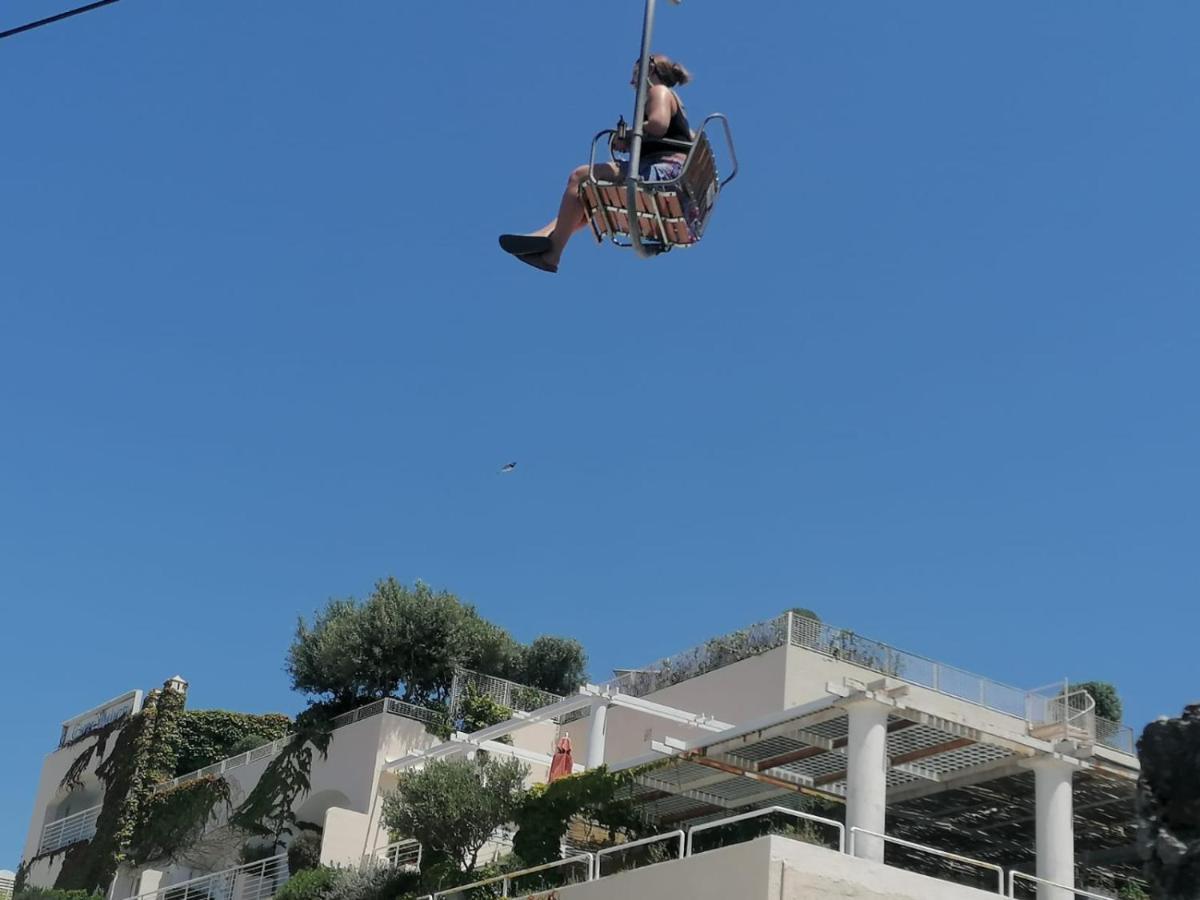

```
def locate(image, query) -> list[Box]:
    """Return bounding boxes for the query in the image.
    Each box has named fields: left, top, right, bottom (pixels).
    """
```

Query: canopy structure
left=611, top=685, right=1140, bottom=888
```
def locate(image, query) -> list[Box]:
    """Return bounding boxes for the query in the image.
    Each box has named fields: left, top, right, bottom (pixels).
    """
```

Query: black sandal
left=499, top=234, right=553, bottom=256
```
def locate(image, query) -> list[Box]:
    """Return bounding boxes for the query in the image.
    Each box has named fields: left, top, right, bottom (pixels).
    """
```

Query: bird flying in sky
left=499, top=462, right=517, bottom=473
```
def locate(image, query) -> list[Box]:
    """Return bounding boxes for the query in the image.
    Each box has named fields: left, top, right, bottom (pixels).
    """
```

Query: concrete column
left=586, top=699, right=610, bottom=769
left=1032, top=757, right=1075, bottom=900
left=845, top=699, right=889, bottom=863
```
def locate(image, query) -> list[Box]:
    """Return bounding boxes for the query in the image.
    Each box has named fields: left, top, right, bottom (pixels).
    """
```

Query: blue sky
left=2, top=0, right=1198, bottom=870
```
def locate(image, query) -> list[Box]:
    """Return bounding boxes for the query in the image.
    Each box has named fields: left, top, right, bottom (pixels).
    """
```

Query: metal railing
left=157, top=698, right=447, bottom=793
left=448, top=669, right=564, bottom=722
left=686, top=806, right=846, bottom=856
left=430, top=853, right=593, bottom=899
left=39, top=804, right=102, bottom=853
left=367, top=839, right=422, bottom=871
left=603, top=610, right=1136, bottom=754
left=595, top=830, right=685, bottom=878
left=849, top=827, right=1004, bottom=894
left=120, top=854, right=289, bottom=900
left=604, top=616, right=789, bottom=698
left=1094, top=717, right=1135, bottom=755
left=1008, top=870, right=1113, bottom=899
left=333, top=698, right=447, bottom=730
left=400, top=811, right=1097, bottom=899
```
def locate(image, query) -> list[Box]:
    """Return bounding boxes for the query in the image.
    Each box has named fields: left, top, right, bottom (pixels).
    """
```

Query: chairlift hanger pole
left=626, top=0, right=672, bottom=259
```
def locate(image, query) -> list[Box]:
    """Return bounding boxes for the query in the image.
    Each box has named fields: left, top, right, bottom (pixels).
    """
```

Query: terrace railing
left=39, top=805, right=102, bottom=854
left=602, top=611, right=1135, bottom=754
left=120, top=854, right=289, bottom=900
left=156, top=698, right=447, bottom=794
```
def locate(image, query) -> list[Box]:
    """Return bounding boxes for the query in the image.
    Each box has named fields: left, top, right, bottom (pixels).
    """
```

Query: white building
left=1, top=869, right=16, bottom=900
left=18, top=612, right=1143, bottom=900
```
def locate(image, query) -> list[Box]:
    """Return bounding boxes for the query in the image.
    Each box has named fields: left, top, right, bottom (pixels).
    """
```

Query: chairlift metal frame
left=581, top=0, right=738, bottom=257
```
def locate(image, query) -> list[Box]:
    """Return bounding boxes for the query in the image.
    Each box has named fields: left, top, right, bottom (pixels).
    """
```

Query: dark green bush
left=324, top=867, right=420, bottom=900
left=273, top=868, right=337, bottom=900
left=15, top=889, right=105, bottom=900
left=287, top=832, right=323, bottom=875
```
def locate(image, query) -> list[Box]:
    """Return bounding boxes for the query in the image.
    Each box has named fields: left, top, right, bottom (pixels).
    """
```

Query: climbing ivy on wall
left=512, top=766, right=649, bottom=866
left=52, top=681, right=186, bottom=894
left=175, top=711, right=292, bottom=776
left=127, top=776, right=232, bottom=864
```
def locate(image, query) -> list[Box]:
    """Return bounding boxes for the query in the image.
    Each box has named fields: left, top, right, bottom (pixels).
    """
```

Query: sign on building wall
left=59, top=690, right=144, bottom=748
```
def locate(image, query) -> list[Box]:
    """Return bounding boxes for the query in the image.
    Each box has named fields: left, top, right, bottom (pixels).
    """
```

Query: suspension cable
left=1, top=0, right=122, bottom=42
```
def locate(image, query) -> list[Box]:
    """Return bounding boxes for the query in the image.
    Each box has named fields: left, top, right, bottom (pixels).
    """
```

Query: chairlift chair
left=579, top=113, right=737, bottom=254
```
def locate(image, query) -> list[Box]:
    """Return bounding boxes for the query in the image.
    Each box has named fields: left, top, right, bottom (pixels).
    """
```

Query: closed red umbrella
left=548, top=734, right=574, bottom=782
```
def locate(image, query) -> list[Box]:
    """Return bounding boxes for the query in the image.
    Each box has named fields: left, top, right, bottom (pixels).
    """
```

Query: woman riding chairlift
left=498, top=54, right=695, bottom=274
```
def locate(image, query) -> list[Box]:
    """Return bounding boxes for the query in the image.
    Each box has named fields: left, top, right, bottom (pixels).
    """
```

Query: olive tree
left=382, top=756, right=529, bottom=872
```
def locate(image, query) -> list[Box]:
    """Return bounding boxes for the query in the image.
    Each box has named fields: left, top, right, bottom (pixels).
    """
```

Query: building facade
left=18, top=612, right=1143, bottom=900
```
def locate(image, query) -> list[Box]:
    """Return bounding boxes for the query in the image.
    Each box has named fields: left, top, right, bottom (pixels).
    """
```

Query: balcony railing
left=120, top=853, right=289, bottom=900
left=603, top=610, right=1136, bottom=755
left=39, top=805, right=102, bottom=854
left=366, top=839, right=422, bottom=871
left=155, top=698, right=447, bottom=794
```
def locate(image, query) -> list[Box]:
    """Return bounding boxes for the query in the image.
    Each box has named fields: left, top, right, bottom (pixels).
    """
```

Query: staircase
left=1027, top=682, right=1096, bottom=746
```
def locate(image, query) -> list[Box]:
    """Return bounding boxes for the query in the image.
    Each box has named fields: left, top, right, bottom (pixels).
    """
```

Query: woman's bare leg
left=529, top=162, right=621, bottom=267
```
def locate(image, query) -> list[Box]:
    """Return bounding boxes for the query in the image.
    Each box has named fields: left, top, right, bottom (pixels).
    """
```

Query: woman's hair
left=648, top=54, right=692, bottom=87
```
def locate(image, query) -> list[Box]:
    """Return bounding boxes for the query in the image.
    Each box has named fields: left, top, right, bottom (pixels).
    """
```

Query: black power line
left=1, top=0, right=122, bottom=41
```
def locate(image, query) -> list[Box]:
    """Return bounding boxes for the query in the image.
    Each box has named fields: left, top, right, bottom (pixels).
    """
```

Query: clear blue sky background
left=3, top=0, right=1198, bottom=870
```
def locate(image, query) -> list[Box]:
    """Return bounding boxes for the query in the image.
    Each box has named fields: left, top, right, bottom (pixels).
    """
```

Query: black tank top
left=641, top=93, right=691, bottom=159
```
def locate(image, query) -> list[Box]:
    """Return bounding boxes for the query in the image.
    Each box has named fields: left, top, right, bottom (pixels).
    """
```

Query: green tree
left=288, top=600, right=366, bottom=704
left=382, top=756, right=529, bottom=872
left=519, top=636, right=587, bottom=696
left=288, top=579, right=585, bottom=707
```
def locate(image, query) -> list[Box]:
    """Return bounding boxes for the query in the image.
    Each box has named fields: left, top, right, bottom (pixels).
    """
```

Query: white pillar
left=1032, top=758, right=1075, bottom=900
left=845, top=699, right=889, bottom=863
left=586, top=699, right=609, bottom=769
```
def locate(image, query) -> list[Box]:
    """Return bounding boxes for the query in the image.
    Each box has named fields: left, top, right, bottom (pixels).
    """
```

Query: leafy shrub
left=513, top=767, right=646, bottom=866
left=287, top=831, right=323, bottom=875
left=324, top=866, right=420, bottom=900
left=15, top=889, right=105, bottom=900
left=239, top=841, right=279, bottom=865
left=274, top=868, right=336, bottom=900
left=458, top=686, right=513, bottom=743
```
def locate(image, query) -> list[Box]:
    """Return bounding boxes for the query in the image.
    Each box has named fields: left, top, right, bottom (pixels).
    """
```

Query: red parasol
left=548, top=734, right=574, bottom=782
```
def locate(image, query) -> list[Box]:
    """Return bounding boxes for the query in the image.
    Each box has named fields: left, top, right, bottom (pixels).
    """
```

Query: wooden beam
left=889, top=737, right=975, bottom=767
left=755, top=719, right=919, bottom=773
left=756, top=745, right=825, bottom=771
left=689, top=755, right=842, bottom=803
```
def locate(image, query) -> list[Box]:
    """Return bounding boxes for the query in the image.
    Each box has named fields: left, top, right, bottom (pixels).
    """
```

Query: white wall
left=550, top=837, right=773, bottom=900
left=550, top=835, right=1003, bottom=900
left=21, top=728, right=118, bottom=873
left=572, top=647, right=792, bottom=766
left=784, top=644, right=1036, bottom=745
left=320, top=808, right=370, bottom=868
left=767, top=835, right=1004, bottom=900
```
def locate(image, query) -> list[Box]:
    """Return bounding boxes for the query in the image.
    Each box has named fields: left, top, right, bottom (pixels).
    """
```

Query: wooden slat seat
left=579, top=133, right=722, bottom=250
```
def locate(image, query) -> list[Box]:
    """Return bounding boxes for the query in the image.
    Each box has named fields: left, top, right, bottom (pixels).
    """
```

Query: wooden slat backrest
left=681, top=133, right=718, bottom=210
